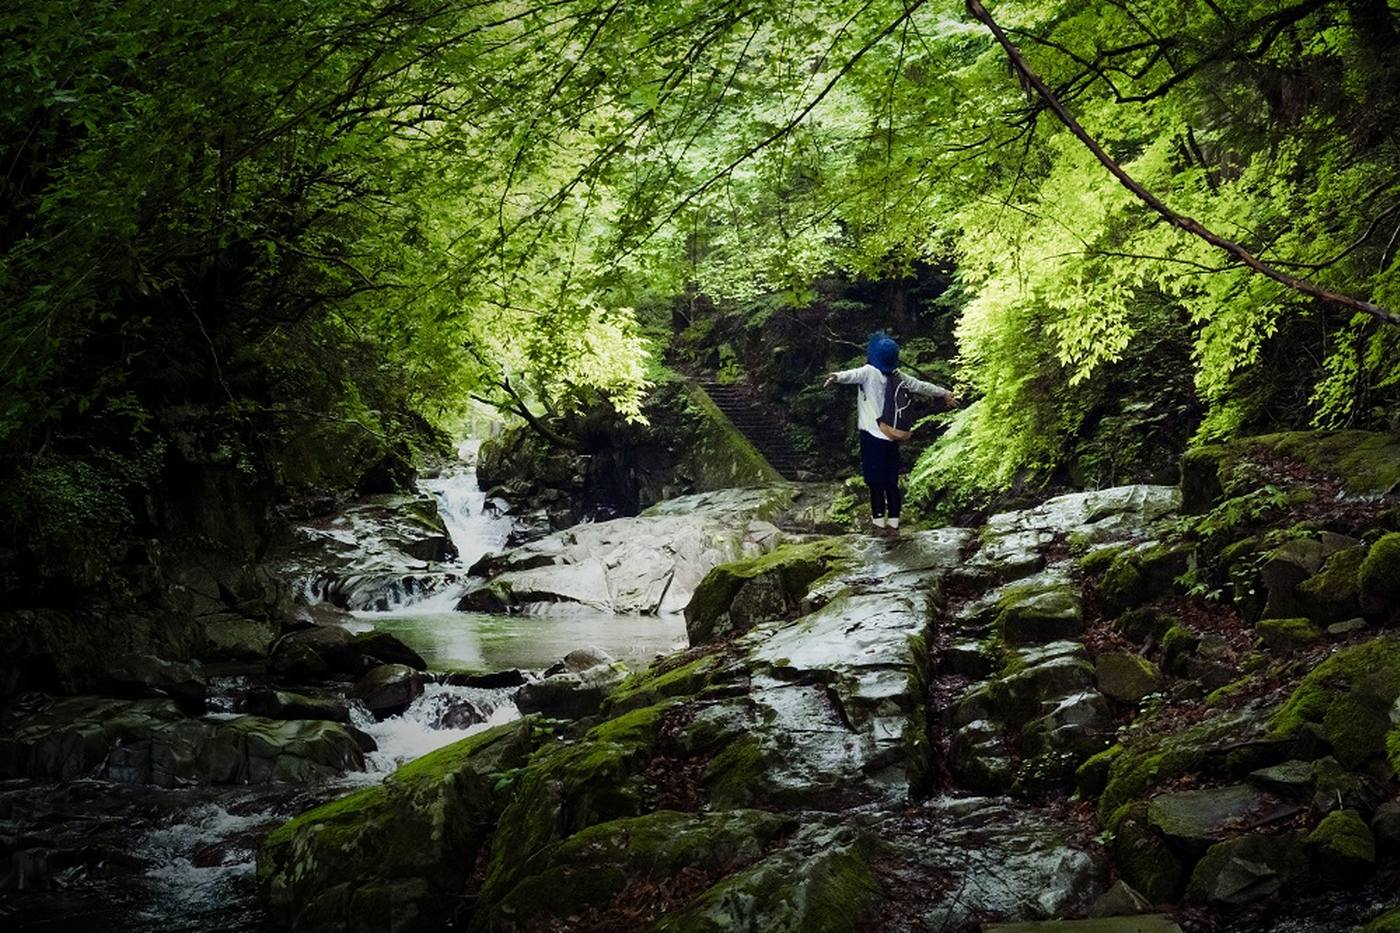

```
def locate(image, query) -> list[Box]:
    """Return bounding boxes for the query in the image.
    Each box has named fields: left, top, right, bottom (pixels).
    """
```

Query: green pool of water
left=348, top=609, right=688, bottom=672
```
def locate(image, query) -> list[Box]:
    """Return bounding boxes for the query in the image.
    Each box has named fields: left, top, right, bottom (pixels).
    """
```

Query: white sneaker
left=872, top=516, right=887, bottom=529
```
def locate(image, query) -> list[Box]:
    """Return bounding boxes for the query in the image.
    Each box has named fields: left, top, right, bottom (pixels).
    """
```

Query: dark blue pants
left=860, top=431, right=902, bottom=518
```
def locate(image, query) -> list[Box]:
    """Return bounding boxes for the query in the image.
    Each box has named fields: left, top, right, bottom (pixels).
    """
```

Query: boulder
left=244, top=688, right=351, bottom=724
left=1359, top=533, right=1400, bottom=618
left=478, top=809, right=798, bottom=929
left=97, top=654, right=207, bottom=715
left=416, top=691, right=487, bottom=730
left=0, top=695, right=366, bottom=786
left=1095, top=653, right=1164, bottom=705
left=1327, top=618, right=1368, bottom=637
left=349, top=632, right=427, bottom=670
left=1259, top=537, right=1344, bottom=621
left=685, top=538, right=849, bottom=644
left=1246, top=760, right=1315, bottom=798
left=1269, top=634, right=1400, bottom=768
left=1115, top=608, right=1177, bottom=645
left=466, top=487, right=793, bottom=616
left=1303, top=809, right=1375, bottom=881
left=514, top=662, right=626, bottom=719
left=991, top=642, right=1097, bottom=725
left=1020, top=690, right=1112, bottom=764
left=270, top=490, right=463, bottom=611
left=440, top=669, right=527, bottom=689
left=996, top=586, right=1083, bottom=646
left=257, top=720, right=540, bottom=932
left=1098, top=542, right=1192, bottom=614
left=1146, top=784, right=1290, bottom=853
left=562, top=646, right=614, bottom=673
left=268, top=625, right=356, bottom=678
left=1297, top=546, right=1367, bottom=625
left=1184, top=833, right=1306, bottom=906
left=1112, top=804, right=1184, bottom=903
left=1087, top=880, right=1153, bottom=917
left=1371, top=801, right=1400, bottom=853
left=1255, top=617, right=1323, bottom=652
left=351, top=664, right=424, bottom=718
left=950, top=720, right=1015, bottom=794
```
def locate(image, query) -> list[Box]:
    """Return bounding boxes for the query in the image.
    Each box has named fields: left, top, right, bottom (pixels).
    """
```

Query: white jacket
left=832, top=364, right=952, bottom=439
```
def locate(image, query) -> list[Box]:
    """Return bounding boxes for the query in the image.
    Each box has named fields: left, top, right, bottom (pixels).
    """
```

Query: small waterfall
left=350, top=682, right=522, bottom=775
left=375, top=441, right=512, bottom=613
left=299, top=439, right=514, bottom=614
left=420, top=440, right=513, bottom=573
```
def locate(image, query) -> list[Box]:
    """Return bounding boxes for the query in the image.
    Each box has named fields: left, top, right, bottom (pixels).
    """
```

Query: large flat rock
left=467, top=487, right=792, bottom=614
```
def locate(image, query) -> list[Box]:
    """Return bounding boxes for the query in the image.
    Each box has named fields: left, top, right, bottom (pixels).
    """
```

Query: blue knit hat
left=867, top=332, right=899, bottom=373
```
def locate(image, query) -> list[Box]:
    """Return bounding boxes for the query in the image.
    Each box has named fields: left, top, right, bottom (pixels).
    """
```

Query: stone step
left=983, top=918, right=1183, bottom=933
left=690, top=373, right=803, bottom=480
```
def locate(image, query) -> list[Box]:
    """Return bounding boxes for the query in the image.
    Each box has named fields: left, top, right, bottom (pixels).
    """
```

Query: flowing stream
left=6, top=444, right=691, bottom=931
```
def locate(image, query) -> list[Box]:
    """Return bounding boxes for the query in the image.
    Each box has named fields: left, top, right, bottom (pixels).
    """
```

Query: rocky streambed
left=5, top=430, right=1400, bottom=932
left=256, top=432, right=1400, bottom=933
left=0, top=466, right=802, bottom=930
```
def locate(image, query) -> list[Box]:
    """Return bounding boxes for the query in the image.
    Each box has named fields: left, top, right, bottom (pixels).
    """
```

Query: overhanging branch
left=965, top=0, right=1400, bottom=326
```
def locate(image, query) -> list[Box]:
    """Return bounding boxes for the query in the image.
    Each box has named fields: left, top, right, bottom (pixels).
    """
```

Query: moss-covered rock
left=1096, top=708, right=1283, bottom=823
left=651, top=825, right=884, bottom=933
left=473, top=701, right=675, bottom=911
left=685, top=538, right=851, bottom=644
left=677, top=383, right=786, bottom=490
left=1075, top=744, right=1122, bottom=797
left=1111, top=802, right=1185, bottom=904
left=1146, top=784, right=1270, bottom=852
left=1359, top=532, right=1400, bottom=616
left=1303, top=809, right=1375, bottom=880
left=1270, top=635, right=1400, bottom=768
left=1115, top=608, right=1177, bottom=644
left=1185, top=432, right=1400, bottom=513
left=995, top=586, right=1084, bottom=646
left=1255, top=617, right=1323, bottom=652
left=701, top=734, right=768, bottom=808
left=1298, top=546, right=1366, bottom=624
left=604, top=653, right=725, bottom=716
left=257, top=718, right=540, bottom=932
left=482, top=809, right=796, bottom=929
left=1095, top=653, right=1164, bottom=705
left=1160, top=625, right=1201, bottom=675
left=1097, top=542, right=1192, bottom=614
left=1252, top=431, right=1400, bottom=497
left=1078, top=543, right=1131, bottom=575
left=1184, top=833, right=1306, bottom=906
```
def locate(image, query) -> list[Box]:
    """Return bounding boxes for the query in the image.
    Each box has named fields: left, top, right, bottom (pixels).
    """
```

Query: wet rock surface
left=14, top=429, right=1400, bottom=933
left=0, top=694, right=368, bottom=786
left=458, top=486, right=792, bottom=615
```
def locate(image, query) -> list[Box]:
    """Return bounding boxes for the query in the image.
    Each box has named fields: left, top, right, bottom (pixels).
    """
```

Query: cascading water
left=419, top=439, right=514, bottom=577
left=123, top=442, right=527, bottom=929
left=349, top=682, right=521, bottom=775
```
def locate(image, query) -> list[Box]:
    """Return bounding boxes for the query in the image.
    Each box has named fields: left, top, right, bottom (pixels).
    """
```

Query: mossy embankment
left=256, top=428, right=1400, bottom=932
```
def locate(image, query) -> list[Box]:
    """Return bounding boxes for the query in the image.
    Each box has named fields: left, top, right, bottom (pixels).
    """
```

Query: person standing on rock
left=823, top=332, right=957, bottom=534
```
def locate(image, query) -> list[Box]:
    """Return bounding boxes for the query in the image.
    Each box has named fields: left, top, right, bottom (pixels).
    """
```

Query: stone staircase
left=694, top=376, right=806, bottom=480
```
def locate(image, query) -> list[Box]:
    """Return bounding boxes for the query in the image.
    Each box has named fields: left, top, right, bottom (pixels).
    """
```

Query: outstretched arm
left=817, top=358, right=862, bottom=381
left=904, top=374, right=959, bottom=408
left=823, top=365, right=867, bottom=388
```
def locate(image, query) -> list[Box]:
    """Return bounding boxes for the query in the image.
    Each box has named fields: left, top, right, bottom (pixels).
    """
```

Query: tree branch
left=964, top=0, right=1400, bottom=326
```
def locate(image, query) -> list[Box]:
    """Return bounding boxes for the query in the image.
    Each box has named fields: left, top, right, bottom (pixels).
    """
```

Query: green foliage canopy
left=3, top=0, right=1399, bottom=508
